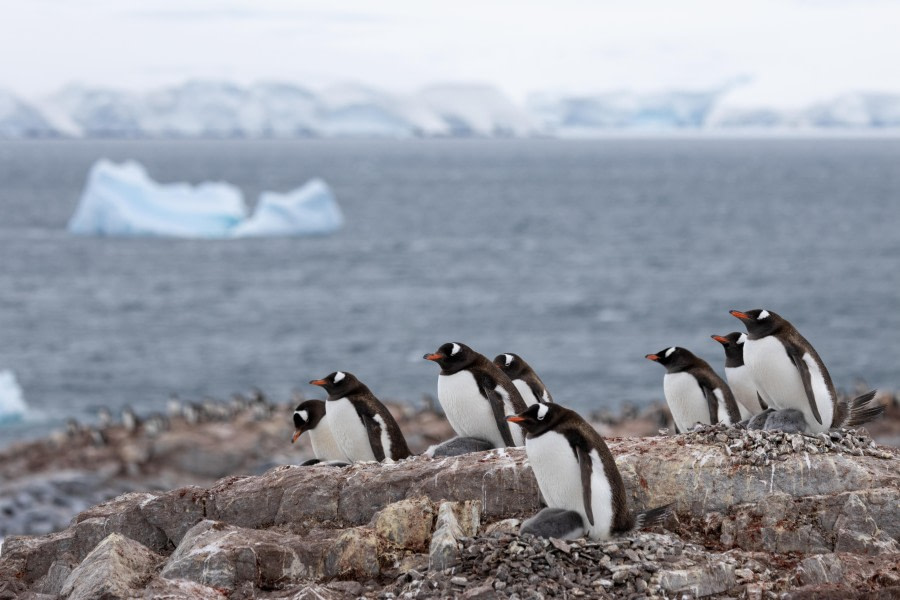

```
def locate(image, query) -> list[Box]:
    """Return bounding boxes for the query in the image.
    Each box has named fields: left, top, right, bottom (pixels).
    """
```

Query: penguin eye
left=536, top=403, right=549, bottom=420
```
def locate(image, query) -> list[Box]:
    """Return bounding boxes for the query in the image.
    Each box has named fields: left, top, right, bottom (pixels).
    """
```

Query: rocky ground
left=0, top=391, right=898, bottom=598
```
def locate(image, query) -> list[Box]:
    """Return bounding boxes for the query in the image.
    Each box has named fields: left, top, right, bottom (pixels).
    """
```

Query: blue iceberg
left=68, top=160, right=343, bottom=238
left=231, top=179, right=343, bottom=237
left=0, top=370, right=27, bottom=424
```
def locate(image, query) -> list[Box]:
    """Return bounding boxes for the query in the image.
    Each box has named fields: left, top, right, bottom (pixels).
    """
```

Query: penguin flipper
left=700, top=383, right=719, bottom=425
left=482, top=380, right=516, bottom=447
left=786, top=347, right=823, bottom=425
left=575, top=445, right=595, bottom=527
left=757, top=392, right=768, bottom=411
left=359, top=410, right=387, bottom=462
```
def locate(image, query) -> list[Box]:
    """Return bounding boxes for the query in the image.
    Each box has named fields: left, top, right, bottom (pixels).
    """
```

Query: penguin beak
left=711, top=335, right=729, bottom=344
left=291, top=430, right=303, bottom=443
left=645, top=354, right=660, bottom=361
left=423, top=353, right=443, bottom=362
left=505, top=415, right=525, bottom=423
left=730, top=310, right=750, bottom=320
left=309, top=379, right=328, bottom=387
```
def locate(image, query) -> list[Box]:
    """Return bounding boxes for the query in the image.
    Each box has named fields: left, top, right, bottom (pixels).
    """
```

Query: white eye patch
left=504, top=354, right=514, bottom=367
left=758, top=310, right=770, bottom=320
left=333, top=371, right=345, bottom=383
left=665, top=347, right=676, bottom=358
left=450, top=343, right=461, bottom=356
left=737, top=333, right=747, bottom=345
left=537, top=403, right=549, bottom=420
left=294, top=410, right=309, bottom=422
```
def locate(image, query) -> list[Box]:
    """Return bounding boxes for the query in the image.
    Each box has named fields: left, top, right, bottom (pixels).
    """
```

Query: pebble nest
left=383, top=531, right=746, bottom=600
left=679, top=423, right=895, bottom=466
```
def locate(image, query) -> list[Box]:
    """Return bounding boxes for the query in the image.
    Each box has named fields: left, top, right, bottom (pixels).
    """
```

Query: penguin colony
left=292, top=308, right=884, bottom=541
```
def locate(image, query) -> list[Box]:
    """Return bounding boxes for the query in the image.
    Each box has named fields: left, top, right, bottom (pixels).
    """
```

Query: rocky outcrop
left=1, top=430, right=898, bottom=598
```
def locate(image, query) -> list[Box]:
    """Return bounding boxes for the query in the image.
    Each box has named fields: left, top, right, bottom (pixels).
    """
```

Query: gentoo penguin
left=507, top=403, right=671, bottom=540
left=291, top=399, right=351, bottom=465
left=424, top=342, right=528, bottom=448
left=711, top=333, right=767, bottom=420
left=730, top=309, right=883, bottom=433
left=493, top=353, right=554, bottom=405
left=645, top=347, right=741, bottom=433
left=309, top=372, right=411, bottom=463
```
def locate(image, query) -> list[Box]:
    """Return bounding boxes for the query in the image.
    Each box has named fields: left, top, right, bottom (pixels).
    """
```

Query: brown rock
left=59, top=533, right=163, bottom=600
left=372, top=496, right=434, bottom=552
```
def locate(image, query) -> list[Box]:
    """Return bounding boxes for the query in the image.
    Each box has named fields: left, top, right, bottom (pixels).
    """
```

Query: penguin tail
left=633, top=502, right=674, bottom=530
left=839, top=390, right=885, bottom=429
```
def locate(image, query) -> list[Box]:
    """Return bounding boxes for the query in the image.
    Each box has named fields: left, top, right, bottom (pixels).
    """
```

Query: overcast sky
left=2, top=0, right=899, bottom=105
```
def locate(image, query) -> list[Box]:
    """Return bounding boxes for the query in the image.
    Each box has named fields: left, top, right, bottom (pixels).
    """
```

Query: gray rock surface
left=59, top=533, right=162, bottom=600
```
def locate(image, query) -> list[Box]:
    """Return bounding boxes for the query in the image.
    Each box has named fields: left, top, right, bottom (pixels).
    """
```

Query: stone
left=658, top=562, right=736, bottom=597
left=59, top=533, right=162, bottom=600
left=372, top=497, right=434, bottom=552
left=72, top=492, right=169, bottom=553
left=796, top=553, right=844, bottom=586
left=139, top=486, right=207, bottom=547
left=430, top=502, right=464, bottom=570
left=321, top=528, right=381, bottom=580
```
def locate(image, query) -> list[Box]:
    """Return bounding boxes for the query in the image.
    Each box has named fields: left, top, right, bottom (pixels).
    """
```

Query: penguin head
left=729, top=308, right=785, bottom=337
left=493, top=352, right=525, bottom=378
left=309, top=371, right=362, bottom=397
left=506, top=402, right=562, bottom=437
left=291, top=399, right=326, bottom=443
left=645, top=346, right=697, bottom=373
left=711, top=332, right=744, bottom=361
left=423, top=342, right=475, bottom=372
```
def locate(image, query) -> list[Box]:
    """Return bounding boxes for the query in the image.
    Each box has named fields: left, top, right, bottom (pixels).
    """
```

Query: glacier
left=0, top=370, right=27, bottom=425
left=68, top=160, right=343, bottom=238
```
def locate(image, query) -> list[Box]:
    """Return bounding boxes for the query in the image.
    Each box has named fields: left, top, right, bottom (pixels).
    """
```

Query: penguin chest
left=725, top=365, right=764, bottom=418
left=513, top=379, right=540, bottom=407
left=438, top=371, right=507, bottom=448
left=663, top=372, right=713, bottom=431
left=743, top=337, right=804, bottom=411
left=308, top=421, right=350, bottom=462
left=526, top=433, right=614, bottom=540
left=326, top=398, right=376, bottom=462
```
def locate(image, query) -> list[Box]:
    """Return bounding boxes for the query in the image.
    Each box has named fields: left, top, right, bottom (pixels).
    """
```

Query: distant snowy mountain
left=2, top=81, right=900, bottom=138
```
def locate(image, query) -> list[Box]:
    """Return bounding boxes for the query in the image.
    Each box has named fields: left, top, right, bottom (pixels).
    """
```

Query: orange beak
left=423, top=353, right=443, bottom=362
left=506, top=415, right=526, bottom=423
left=711, top=335, right=729, bottom=344
left=309, top=379, right=327, bottom=387
left=291, top=430, right=303, bottom=443
left=730, top=310, right=749, bottom=320
left=645, top=354, right=660, bottom=361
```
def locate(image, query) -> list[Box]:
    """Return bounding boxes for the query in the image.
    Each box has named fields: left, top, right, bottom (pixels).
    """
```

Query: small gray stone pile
left=387, top=531, right=744, bottom=599
left=681, top=423, right=894, bottom=466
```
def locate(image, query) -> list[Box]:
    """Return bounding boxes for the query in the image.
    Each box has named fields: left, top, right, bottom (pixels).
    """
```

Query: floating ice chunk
left=67, top=160, right=343, bottom=238
left=231, top=179, right=343, bottom=238
left=0, top=370, right=27, bottom=424
left=68, top=160, right=247, bottom=238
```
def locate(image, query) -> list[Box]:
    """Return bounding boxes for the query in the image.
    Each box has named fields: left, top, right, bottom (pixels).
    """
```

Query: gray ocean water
left=1, top=138, right=898, bottom=448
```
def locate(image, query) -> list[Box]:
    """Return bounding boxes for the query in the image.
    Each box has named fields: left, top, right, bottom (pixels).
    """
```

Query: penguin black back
left=494, top=352, right=554, bottom=404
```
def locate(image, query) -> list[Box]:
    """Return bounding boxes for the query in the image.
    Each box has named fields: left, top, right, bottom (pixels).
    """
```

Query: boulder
left=59, top=533, right=162, bottom=600
left=372, top=496, right=434, bottom=552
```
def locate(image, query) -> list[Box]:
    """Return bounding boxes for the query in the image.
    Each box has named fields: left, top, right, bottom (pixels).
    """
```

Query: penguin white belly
left=513, top=379, right=540, bottom=406
left=713, top=389, right=733, bottom=425
left=326, top=398, right=376, bottom=462
left=725, top=365, right=764, bottom=418
left=494, top=385, right=524, bottom=446
left=438, top=371, right=506, bottom=448
left=663, top=372, right=713, bottom=432
left=526, top=433, right=613, bottom=540
left=308, top=422, right=350, bottom=462
left=744, top=338, right=833, bottom=431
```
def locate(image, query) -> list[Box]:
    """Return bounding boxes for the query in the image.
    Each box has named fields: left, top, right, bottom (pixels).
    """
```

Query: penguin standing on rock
left=507, top=403, right=672, bottom=540
left=424, top=342, right=528, bottom=450
left=291, top=399, right=351, bottom=465
left=711, top=333, right=767, bottom=420
left=729, top=309, right=883, bottom=433
left=645, top=347, right=741, bottom=433
left=493, top=353, right=554, bottom=405
left=309, top=372, right=411, bottom=463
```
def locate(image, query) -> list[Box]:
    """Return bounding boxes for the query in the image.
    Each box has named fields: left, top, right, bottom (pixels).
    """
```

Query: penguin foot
left=746, top=408, right=776, bottom=430
left=426, top=437, right=495, bottom=458
left=299, top=458, right=321, bottom=466
left=520, top=508, right=585, bottom=540
left=763, top=409, right=808, bottom=433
